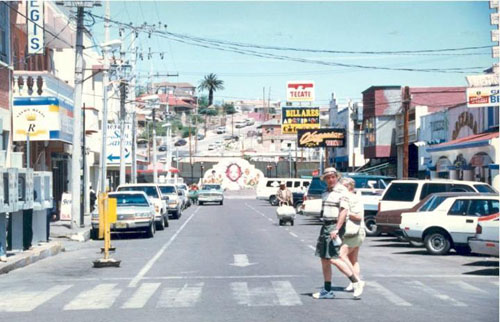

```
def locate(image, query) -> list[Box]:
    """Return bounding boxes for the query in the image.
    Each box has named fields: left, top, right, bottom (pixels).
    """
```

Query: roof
left=153, top=82, right=195, bottom=88
left=410, top=87, right=466, bottom=111
left=427, top=131, right=499, bottom=153
left=362, top=85, right=401, bottom=94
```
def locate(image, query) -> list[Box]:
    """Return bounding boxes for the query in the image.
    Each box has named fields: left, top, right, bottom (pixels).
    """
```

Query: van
left=379, top=179, right=497, bottom=213
left=256, top=178, right=311, bottom=204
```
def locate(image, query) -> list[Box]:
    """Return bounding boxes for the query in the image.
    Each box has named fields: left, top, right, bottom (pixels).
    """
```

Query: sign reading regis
left=281, top=107, right=320, bottom=134
left=297, top=128, right=346, bottom=148
left=286, top=81, right=315, bottom=102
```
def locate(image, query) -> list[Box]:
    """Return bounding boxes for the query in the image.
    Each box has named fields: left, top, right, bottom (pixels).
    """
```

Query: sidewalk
left=0, top=215, right=92, bottom=275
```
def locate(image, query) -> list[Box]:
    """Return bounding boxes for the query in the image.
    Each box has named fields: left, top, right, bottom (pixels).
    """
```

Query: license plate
left=115, top=222, right=127, bottom=229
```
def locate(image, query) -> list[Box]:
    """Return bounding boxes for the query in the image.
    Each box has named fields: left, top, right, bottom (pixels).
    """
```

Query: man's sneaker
left=353, top=281, right=365, bottom=299
left=0, top=255, right=7, bottom=262
left=312, top=288, right=335, bottom=299
left=344, top=282, right=354, bottom=292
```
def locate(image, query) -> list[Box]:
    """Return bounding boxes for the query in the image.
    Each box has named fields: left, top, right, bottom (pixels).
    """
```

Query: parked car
left=197, top=133, right=205, bottom=140
left=245, top=118, right=255, bottom=126
left=256, top=178, right=311, bottom=203
left=235, top=121, right=246, bottom=128
left=216, top=126, right=226, bottom=134
left=301, top=174, right=394, bottom=236
left=158, top=145, right=167, bottom=152
left=116, top=184, right=169, bottom=230
left=91, top=191, right=156, bottom=239
left=377, top=192, right=486, bottom=245
left=255, top=122, right=262, bottom=129
left=177, top=184, right=190, bottom=208
left=379, top=179, right=496, bottom=213
left=174, top=139, right=187, bottom=147
left=400, top=195, right=500, bottom=255
left=158, top=184, right=182, bottom=219
left=224, top=135, right=233, bottom=141
left=198, top=184, right=224, bottom=205
left=208, top=143, right=216, bottom=150
left=469, top=214, right=499, bottom=257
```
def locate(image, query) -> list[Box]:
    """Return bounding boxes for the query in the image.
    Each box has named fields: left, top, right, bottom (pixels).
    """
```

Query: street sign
left=106, top=123, right=132, bottom=164
left=492, top=30, right=499, bottom=42
left=466, top=86, right=500, bottom=108
left=281, top=107, right=320, bottom=134
left=297, top=128, right=346, bottom=148
left=491, top=0, right=499, bottom=9
left=491, top=13, right=499, bottom=25
left=286, top=81, right=315, bottom=102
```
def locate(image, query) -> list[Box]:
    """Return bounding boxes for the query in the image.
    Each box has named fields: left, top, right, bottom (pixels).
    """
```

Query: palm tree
left=198, top=73, right=224, bottom=106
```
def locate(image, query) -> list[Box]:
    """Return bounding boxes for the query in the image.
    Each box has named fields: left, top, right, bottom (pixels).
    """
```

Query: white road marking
left=289, top=232, right=298, bottom=238
left=308, top=245, right=316, bottom=251
left=231, top=282, right=275, bottom=306
left=122, top=282, right=160, bottom=309
left=128, top=207, right=200, bottom=288
left=231, top=282, right=251, bottom=306
left=64, top=284, right=122, bottom=310
left=157, top=283, right=204, bottom=308
left=406, top=281, right=467, bottom=307
left=300, top=239, right=305, bottom=242
left=451, top=280, right=487, bottom=294
left=370, top=281, right=411, bottom=307
left=272, top=281, right=302, bottom=306
left=0, top=285, right=72, bottom=312
left=230, top=254, right=257, bottom=267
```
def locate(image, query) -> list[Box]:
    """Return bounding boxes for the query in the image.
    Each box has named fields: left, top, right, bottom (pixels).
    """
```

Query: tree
left=223, top=103, right=237, bottom=136
left=198, top=73, right=224, bottom=106
left=199, top=107, right=218, bottom=135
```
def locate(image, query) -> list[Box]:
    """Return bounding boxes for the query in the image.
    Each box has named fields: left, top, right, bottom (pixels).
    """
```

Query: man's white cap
left=321, top=167, right=338, bottom=180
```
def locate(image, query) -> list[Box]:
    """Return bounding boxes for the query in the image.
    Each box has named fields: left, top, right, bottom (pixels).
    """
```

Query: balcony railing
left=13, top=71, right=74, bottom=104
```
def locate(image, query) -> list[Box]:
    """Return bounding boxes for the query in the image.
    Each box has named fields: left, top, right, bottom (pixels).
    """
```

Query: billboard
left=297, top=128, right=346, bottom=148
left=281, top=107, right=320, bottom=135
left=466, top=87, right=500, bottom=108
left=106, top=123, right=132, bottom=164
left=286, top=81, right=315, bottom=102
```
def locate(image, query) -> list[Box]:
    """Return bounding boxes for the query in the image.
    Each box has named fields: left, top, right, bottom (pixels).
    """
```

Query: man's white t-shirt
left=321, top=183, right=349, bottom=220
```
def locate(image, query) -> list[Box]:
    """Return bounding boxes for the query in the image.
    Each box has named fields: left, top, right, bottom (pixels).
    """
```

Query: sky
left=90, top=1, right=497, bottom=105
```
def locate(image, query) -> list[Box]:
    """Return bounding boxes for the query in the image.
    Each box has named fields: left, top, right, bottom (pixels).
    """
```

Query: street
left=0, top=198, right=498, bottom=322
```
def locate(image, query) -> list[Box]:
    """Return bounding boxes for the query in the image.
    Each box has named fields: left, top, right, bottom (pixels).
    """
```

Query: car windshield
left=111, top=193, right=149, bottom=206
left=118, top=186, right=159, bottom=198
left=202, top=185, right=221, bottom=190
left=159, top=186, right=176, bottom=195
left=474, top=184, right=497, bottom=193
left=419, top=195, right=447, bottom=212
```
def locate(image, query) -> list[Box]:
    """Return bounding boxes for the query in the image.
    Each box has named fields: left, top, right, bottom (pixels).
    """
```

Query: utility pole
left=119, top=81, right=127, bottom=185
left=71, top=6, right=84, bottom=228
left=402, top=86, right=411, bottom=179
left=99, top=0, right=111, bottom=194
left=189, top=117, right=193, bottom=183
left=152, top=104, right=158, bottom=183
left=130, top=30, right=137, bottom=183
left=81, top=102, right=87, bottom=227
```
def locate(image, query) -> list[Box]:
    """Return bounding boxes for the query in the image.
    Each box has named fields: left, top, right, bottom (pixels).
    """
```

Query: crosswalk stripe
left=451, top=281, right=487, bottom=294
left=157, top=283, right=204, bottom=308
left=231, top=282, right=251, bottom=306
left=64, top=284, right=122, bottom=310
left=0, top=285, right=72, bottom=312
left=272, top=281, right=302, bottom=306
left=406, top=281, right=467, bottom=307
left=370, top=281, right=411, bottom=307
left=122, top=283, right=160, bottom=309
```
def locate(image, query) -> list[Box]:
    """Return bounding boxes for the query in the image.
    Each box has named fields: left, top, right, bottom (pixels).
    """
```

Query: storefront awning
left=426, top=131, right=499, bottom=153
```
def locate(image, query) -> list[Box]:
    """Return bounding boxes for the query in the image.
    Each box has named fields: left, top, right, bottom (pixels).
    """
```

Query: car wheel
left=424, top=231, right=451, bottom=255
left=164, top=216, right=169, bottom=228
left=146, top=222, right=155, bottom=238
left=455, top=245, right=472, bottom=255
left=156, top=218, right=165, bottom=231
left=290, top=220, right=294, bottom=226
left=177, top=209, right=182, bottom=219
left=295, top=203, right=303, bottom=215
left=364, top=217, right=381, bottom=237
left=220, top=201, right=223, bottom=206
left=269, top=195, right=278, bottom=206
left=279, top=219, right=283, bottom=226
left=199, top=201, right=204, bottom=205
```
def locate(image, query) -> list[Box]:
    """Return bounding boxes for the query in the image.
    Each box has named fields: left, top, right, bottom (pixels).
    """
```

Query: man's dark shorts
left=315, top=223, right=340, bottom=259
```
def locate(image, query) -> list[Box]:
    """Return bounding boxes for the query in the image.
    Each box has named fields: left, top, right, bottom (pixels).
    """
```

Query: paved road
left=0, top=199, right=498, bottom=322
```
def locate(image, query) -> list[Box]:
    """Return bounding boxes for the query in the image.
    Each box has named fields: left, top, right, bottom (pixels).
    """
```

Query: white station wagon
left=400, top=195, right=499, bottom=255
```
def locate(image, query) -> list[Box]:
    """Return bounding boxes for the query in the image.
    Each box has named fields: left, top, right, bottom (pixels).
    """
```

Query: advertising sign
left=59, top=193, right=72, bottom=221
left=106, top=123, right=132, bottom=164
left=466, top=86, right=500, bottom=108
left=286, top=81, right=315, bottom=102
left=27, top=0, right=44, bottom=54
left=297, top=128, right=346, bottom=148
left=281, top=107, right=320, bottom=135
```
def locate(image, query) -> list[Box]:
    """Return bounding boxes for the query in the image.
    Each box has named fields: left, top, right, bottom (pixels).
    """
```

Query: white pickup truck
left=400, top=195, right=499, bottom=255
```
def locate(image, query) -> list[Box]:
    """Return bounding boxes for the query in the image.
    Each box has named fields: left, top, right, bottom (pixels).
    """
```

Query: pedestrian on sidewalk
left=0, top=241, right=6, bottom=262
left=312, top=168, right=363, bottom=300
left=338, top=177, right=366, bottom=295
left=89, top=186, right=97, bottom=213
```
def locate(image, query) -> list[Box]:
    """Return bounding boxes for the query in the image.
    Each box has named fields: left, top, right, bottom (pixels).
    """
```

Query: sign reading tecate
left=286, top=81, right=315, bottom=102
left=297, top=128, right=346, bottom=148
left=281, top=107, right=320, bottom=134
left=27, top=0, right=44, bottom=54
left=466, top=87, right=500, bottom=108
left=106, top=123, right=132, bottom=164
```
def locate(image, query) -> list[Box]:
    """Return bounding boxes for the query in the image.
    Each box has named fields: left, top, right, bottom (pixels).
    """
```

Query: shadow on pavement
left=463, top=268, right=499, bottom=276
left=392, top=250, right=430, bottom=255
left=463, top=260, right=499, bottom=267
left=370, top=243, right=415, bottom=248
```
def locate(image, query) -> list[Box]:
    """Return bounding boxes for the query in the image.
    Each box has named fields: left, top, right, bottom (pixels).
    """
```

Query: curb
left=0, top=242, right=65, bottom=275
left=50, top=227, right=91, bottom=243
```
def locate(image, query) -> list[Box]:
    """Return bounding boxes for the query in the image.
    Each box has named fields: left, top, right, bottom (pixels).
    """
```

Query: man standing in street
left=312, top=168, right=364, bottom=299
left=276, top=182, right=292, bottom=206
